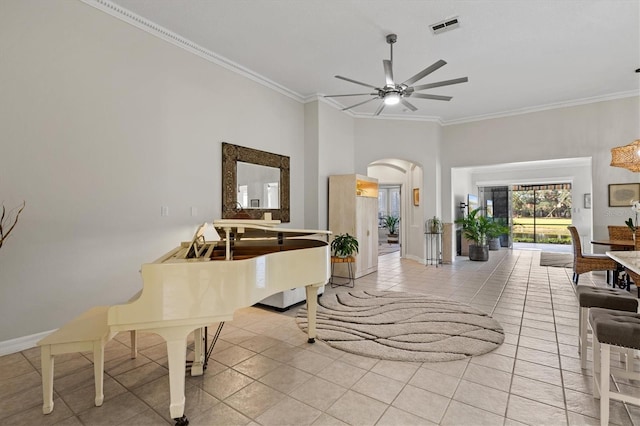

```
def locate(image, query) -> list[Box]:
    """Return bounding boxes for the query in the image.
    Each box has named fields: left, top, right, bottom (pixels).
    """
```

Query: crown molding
left=80, top=0, right=305, bottom=103
left=80, top=0, right=639, bottom=127
left=442, top=90, right=640, bottom=126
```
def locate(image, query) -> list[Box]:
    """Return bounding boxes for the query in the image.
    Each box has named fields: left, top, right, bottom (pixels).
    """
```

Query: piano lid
left=213, top=219, right=331, bottom=240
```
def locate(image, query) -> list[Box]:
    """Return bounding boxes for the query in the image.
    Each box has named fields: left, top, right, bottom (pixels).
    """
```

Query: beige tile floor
left=2, top=249, right=640, bottom=425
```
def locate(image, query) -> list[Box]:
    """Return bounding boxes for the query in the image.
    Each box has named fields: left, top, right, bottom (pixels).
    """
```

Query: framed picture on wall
left=608, top=183, right=640, bottom=207
left=584, top=193, right=591, bottom=209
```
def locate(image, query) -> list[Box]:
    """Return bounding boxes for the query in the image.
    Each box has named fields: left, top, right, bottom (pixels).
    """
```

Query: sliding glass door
left=511, top=184, right=572, bottom=244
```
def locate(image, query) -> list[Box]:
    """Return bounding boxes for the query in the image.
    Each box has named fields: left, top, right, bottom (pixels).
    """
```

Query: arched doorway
left=368, top=159, right=424, bottom=262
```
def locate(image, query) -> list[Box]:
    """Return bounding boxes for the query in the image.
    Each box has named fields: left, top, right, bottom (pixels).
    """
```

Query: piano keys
left=107, top=220, right=330, bottom=425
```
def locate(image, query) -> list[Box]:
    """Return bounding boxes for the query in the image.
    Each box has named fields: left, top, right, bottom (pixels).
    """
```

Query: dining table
left=602, top=247, right=640, bottom=290
left=606, top=250, right=640, bottom=290
left=606, top=251, right=640, bottom=275
left=590, top=239, right=635, bottom=289
left=591, top=239, right=635, bottom=249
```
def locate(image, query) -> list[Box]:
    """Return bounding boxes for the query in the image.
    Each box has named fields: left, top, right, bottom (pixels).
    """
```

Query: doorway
left=378, top=185, right=401, bottom=256
left=368, top=158, right=423, bottom=263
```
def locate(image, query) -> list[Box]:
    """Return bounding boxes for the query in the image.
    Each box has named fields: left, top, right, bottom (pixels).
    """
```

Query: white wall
left=303, top=102, right=320, bottom=228
left=317, top=101, right=355, bottom=230
left=469, top=159, right=593, bottom=250
left=0, top=1, right=305, bottom=343
left=442, top=97, right=640, bottom=243
left=354, top=119, right=441, bottom=216
left=355, top=119, right=441, bottom=262
left=304, top=100, right=356, bottom=230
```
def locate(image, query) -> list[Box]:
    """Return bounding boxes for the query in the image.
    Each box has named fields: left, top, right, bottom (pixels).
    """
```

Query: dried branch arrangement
left=0, top=201, right=26, bottom=250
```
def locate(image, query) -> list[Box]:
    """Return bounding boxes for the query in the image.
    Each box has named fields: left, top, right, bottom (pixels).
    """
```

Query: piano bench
left=37, top=306, right=115, bottom=415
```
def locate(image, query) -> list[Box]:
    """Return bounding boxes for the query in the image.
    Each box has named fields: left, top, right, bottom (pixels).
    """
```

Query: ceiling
left=104, top=0, right=639, bottom=123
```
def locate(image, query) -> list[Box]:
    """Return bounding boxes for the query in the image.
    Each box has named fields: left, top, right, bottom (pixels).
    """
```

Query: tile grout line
left=501, top=250, right=533, bottom=423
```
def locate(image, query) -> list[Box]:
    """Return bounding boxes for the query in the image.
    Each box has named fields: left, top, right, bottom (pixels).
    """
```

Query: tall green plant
left=486, top=218, right=510, bottom=239
left=455, top=207, right=491, bottom=246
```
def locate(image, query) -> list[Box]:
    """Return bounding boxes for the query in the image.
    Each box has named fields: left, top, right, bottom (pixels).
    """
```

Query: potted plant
left=455, top=207, right=491, bottom=261
left=486, top=218, right=510, bottom=251
left=427, top=216, right=443, bottom=233
left=331, top=233, right=359, bottom=258
left=382, top=215, right=399, bottom=243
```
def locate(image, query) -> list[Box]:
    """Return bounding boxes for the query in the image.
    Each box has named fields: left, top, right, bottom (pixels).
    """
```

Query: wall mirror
left=222, top=142, right=290, bottom=222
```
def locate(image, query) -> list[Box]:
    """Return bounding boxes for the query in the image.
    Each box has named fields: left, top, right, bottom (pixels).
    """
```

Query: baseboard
left=0, top=330, right=55, bottom=356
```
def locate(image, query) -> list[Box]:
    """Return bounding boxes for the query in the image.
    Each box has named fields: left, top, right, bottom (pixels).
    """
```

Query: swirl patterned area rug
left=296, top=290, right=504, bottom=362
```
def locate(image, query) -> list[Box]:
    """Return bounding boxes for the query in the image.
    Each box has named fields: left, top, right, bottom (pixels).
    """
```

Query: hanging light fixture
left=611, top=140, right=640, bottom=172
left=384, top=91, right=400, bottom=105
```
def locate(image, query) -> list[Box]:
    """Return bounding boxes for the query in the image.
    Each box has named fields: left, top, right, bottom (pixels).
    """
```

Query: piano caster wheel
left=307, top=338, right=315, bottom=343
left=173, top=415, right=189, bottom=426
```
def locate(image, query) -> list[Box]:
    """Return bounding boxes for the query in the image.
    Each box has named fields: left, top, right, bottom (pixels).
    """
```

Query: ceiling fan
left=325, top=34, right=468, bottom=115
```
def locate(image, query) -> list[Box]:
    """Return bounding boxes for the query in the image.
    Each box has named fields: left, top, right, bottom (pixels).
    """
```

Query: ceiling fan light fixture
left=325, top=33, right=468, bottom=115
left=384, top=92, right=400, bottom=105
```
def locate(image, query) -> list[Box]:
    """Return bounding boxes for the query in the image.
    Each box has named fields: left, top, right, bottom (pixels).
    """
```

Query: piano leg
left=130, top=330, right=138, bottom=359
left=93, top=340, right=105, bottom=407
left=151, top=328, right=189, bottom=425
left=305, top=285, right=320, bottom=343
left=40, top=345, right=54, bottom=414
left=191, top=327, right=205, bottom=376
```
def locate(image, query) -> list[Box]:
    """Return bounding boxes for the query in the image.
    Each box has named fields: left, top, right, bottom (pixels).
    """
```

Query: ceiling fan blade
left=400, top=99, right=418, bottom=111
left=335, top=75, right=379, bottom=89
left=411, top=93, right=452, bottom=101
left=341, top=97, right=379, bottom=111
left=324, top=93, right=377, bottom=98
left=401, top=60, right=447, bottom=86
left=383, top=60, right=394, bottom=85
left=412, top=77, right=469, bottom=91
left=374, top=102, right=386, bottom=116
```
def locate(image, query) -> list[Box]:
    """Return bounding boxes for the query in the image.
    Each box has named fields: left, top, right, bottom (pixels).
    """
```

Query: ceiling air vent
left=430, top=17, right=460, bottom=35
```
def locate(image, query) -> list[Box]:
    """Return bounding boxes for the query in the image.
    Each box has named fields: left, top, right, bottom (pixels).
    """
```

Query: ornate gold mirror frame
left=222, top=142, right=290, bottom=222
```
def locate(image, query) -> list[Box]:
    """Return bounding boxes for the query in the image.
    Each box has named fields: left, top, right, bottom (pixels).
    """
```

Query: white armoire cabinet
left=329, top=174, right=379, bottom=278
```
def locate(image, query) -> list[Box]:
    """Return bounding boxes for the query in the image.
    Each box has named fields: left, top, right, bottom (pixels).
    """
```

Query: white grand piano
left=108, top=220, right=330, bottom=425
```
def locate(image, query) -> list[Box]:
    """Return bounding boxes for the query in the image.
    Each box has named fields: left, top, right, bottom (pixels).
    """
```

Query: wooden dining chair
left=607, top=225, right=634, bottom=251
left=567, top=226, right=617, bottom=284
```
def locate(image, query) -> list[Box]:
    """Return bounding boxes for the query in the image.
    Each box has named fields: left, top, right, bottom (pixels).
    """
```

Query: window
left=378, top=185, right=400, bottom=227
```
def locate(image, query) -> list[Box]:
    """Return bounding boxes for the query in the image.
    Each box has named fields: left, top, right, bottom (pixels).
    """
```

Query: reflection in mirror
left=236, top=162, right=280, bottom=209
left=222, top=142, right=290, bottom=222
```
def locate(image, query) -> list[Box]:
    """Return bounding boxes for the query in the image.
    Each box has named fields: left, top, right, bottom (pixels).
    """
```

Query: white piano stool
left=37, top=306, right=113, bottom=414
left=37, top=307, right=137, bottom=415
